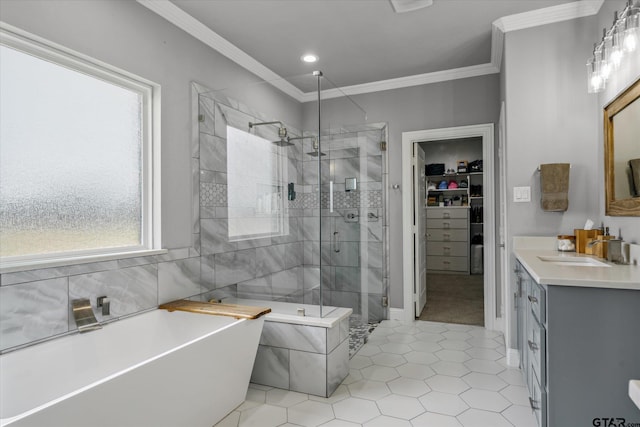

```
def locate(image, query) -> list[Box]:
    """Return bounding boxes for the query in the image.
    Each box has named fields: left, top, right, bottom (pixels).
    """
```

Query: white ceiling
left=139, top=0, right=603, bottom=100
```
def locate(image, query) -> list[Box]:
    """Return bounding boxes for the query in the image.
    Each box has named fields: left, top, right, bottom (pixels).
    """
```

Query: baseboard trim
left=389, top=308, right=405, bottom=321
left=506, top=348, right=520, bottom=368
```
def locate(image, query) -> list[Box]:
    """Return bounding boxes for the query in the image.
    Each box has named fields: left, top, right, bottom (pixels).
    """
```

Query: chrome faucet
left=72, top=298, right=102, bottom=332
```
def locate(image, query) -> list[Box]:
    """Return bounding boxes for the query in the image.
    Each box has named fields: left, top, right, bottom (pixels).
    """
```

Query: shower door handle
left=333, top=231, right=341, bottom=253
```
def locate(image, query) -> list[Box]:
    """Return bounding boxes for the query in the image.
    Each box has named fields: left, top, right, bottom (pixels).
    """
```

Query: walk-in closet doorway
left=401, top=124, right=499, bottom=331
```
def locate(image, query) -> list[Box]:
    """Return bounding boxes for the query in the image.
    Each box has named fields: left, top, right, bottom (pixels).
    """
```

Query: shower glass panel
left=195, top=73, right=387, bottom=328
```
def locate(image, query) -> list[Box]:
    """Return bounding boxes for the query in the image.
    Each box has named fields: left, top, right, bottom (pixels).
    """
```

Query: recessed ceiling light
left=301, top=54, right=318, bottom=63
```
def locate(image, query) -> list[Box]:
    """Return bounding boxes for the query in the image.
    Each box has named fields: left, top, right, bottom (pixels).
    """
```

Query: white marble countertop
left=514, top=237, right=640, bottom=290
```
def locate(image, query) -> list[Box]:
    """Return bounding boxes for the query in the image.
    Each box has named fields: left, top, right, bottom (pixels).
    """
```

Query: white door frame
left=402, top=123, right=498, bottom=330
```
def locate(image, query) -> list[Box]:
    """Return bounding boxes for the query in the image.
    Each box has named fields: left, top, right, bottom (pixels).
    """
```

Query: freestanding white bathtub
left=0, top=309, right=264, bottom=427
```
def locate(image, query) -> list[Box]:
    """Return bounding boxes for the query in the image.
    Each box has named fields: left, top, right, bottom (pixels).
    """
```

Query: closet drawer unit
left=426, top=255, right=468, bottom=272
left=426, top=229, right=468, bottom=242
left=426, top=241, right=468, bottom=257
left=426, top=208, right=469, bottom=219
left=426, top=218, right=467, bottom=230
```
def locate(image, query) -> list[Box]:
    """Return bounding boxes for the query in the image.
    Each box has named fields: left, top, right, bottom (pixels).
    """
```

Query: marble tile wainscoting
left=0, top=248, right=206, bottom=352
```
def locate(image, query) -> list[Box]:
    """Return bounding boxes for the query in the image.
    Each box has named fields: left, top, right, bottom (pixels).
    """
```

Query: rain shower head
left=248, top=121, right=291, bottom=146
left=305, top=137, right=326, bottom=157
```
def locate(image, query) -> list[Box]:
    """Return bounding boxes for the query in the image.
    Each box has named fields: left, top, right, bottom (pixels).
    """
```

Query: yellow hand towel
left=540, top=163, right=570, bottom=212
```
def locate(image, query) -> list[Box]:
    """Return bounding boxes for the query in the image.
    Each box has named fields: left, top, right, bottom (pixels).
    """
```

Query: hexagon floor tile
left=213, top=319, right=536, bottom=427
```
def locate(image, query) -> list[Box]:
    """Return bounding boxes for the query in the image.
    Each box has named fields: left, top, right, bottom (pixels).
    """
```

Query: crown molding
left=493, top=0, right=603, bottom=33
left=139, top=0, right=603, bottom=102
left=299, top=63, right=499, bottom=102
left=136, top=0, right=305, bottom=101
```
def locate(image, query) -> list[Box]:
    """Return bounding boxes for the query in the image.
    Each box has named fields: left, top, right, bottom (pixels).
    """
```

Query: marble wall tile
left=200, top=133, right=227, bottom=173
left=283, top=241, right=303, bottom=270
left=237, top=276, right=272, bottom=300
left=290, top=350, right=327, bottom=397
left=0, top=278, right=69, bottom=351
left=1, top=266, right=69, bottom=286
left=271, top=268, right=300, bottom=298
left=304, top=288, right=321, bottom=305
left=116, top=255, right=157, bottom=269
left=331, top=291, right=361, bottom=315
left=366, top=268, right=384, bottom=294
left=201, top=284, right=237, bottom=303
left=214, top=249, right=256, bottom=287
left=366, top=242, right=383, bottom=268
left=363, top=155, right=383, bottom=182
left=368, top=293, right=386, bottom=323
left=200, top=255, right=215, bottom=290
left=302, top=159, right=330, bottom=186
left=333, top=157, right=360, bottom=183
left=68, top=264, right=158, bottom=324
left=327, top=339, right=349, bottom=396
left=200, top=206, right=217, bottom=219
left=360, top=219, right=383, bottom=243
left=251, top=345, right=289, bottom=390
left=260, top=321, right=326, bottom=353
left=334, top=267, right=360, bottom=292
left=329, top=147, right=359, bottom=160
left=331, top=242, right=359, bottom=267
left=156, top=248, right=191, bottom=262
left=192, top=157, right=200, bottom=234
left=198, top=95, right=215, bottom=136
left=236, top=236, right=273, bottom=250
left=256, top=244, right=285, bottom=277
left=303, top=266, right=320, bottom=290
left=327, top=322, right=340, bottom=353
left=339, top=316, right=350, bottom=343
left=189, top=233, right=201, bottom=258
left=158, top=258, right=201, bottom=304
left=201, top=219, right=237, bottom=255
left=215, top=103, right=254, bottom=139
left=66, top=260, right=119, bottom=276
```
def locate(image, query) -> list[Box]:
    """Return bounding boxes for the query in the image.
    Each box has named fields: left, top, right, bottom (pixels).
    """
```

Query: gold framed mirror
left=604, top=77, right=640, bottom=216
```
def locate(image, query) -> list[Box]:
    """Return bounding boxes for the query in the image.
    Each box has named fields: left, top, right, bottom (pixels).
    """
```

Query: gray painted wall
left=0, top=0, right=302, bottom=249
left=302, top=75, right=501, bottom=308
left=503, top=0, right=640, bottom=347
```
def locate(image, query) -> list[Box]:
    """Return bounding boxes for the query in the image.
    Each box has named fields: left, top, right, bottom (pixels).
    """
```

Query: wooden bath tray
left=159, top=300, right=271, bottom=319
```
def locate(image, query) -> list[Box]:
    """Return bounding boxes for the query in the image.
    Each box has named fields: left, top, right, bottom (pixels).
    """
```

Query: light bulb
left=623, top=28, right=638, bottom=52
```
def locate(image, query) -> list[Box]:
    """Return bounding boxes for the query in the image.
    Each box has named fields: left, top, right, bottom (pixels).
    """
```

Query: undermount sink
left=537, top=255, right=611, bottom=267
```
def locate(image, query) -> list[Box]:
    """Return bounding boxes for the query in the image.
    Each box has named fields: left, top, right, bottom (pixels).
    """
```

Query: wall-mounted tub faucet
left=72, top=298, right=102, bottom=333
left=97, top=296, right=111, bottom=316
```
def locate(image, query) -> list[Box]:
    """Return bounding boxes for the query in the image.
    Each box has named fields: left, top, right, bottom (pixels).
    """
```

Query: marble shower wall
left=300, top=127, right=389, bottom=323
left=196, top=92, right=308, bottom=302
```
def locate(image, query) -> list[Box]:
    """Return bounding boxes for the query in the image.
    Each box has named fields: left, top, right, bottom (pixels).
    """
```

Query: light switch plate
left=513, top=186, right=531, bottom=202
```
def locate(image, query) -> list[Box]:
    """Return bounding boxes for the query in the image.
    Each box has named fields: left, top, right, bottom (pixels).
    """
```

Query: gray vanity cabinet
left=515, top=260, right=640, bottom=427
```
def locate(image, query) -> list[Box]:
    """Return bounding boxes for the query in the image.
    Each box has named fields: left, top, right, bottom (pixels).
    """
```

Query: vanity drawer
left=426, top=229, right=468, bottom=242
left=426, top=208, right=468, bottom=219
left=528, top=281, right=546, bottom=324
left=426, top=218, right=467, bottom=230
left=427, top=241, right=468, bottom=257
left=527, top=306, right=546, bottom=390
left=529, top=366, right=547, bottom=427
left=427, top=255, right=468, bottom=272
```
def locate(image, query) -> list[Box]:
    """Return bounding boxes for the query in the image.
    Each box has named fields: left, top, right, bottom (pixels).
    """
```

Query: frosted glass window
left=227, top=126, right=287, bottom=241
left=0, top=44, right=147, bottom=259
